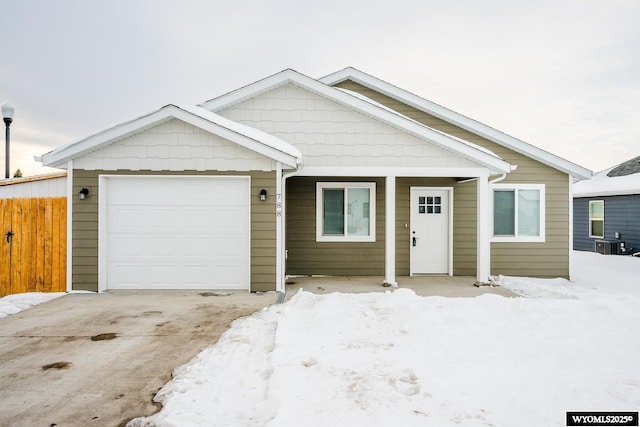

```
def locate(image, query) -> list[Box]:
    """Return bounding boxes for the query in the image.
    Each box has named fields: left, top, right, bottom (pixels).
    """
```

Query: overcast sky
left=1, top=0, right=638, bottom=177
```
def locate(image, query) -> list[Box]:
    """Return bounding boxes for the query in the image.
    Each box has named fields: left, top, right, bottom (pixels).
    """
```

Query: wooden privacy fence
left=0, top=197, right=66, bottom=296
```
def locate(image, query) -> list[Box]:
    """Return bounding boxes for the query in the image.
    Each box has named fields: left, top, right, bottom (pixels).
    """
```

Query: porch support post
left=276, top=162, right=284, bottom=292
left=477, top=175, right=490, bottom=283
left=384, top=176, right=397, bottom=286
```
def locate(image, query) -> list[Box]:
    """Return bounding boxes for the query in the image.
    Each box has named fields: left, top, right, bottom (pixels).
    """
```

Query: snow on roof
left=573, top=166, right=640, bottom=197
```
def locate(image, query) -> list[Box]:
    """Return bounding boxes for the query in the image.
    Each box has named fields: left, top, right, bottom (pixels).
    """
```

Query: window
left=316, top=182, right=376, bottom=242
left=491, top=184, right=545, bottom=242
left=589, top=200, right=604, bottom=238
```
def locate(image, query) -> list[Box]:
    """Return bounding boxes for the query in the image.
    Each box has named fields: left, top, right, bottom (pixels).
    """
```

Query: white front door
left=410, top=188, right=450, bottom=275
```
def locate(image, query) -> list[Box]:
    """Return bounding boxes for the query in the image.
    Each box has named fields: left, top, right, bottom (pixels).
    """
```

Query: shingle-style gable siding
left=73, top=119, right=277, bottom=172
left=574, top=195, right=640, bottom=253
left=335, top=80, right=570, bottom=278
left=218, top=83, right=480, bottom=169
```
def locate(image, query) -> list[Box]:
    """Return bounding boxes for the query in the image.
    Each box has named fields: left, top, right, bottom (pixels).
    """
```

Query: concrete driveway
left=0, top=291, right=276, bottom=427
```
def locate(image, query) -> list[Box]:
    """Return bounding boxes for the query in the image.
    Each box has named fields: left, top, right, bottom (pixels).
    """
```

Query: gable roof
left=319, top=67, right=592, bottom=180
left=38, top=104, right=302, bottom=169
left=200, top=69, right=514, bottom=175
left=574, top=156, right=640, bottom=197
left=607, top=155, right=640, bottom=177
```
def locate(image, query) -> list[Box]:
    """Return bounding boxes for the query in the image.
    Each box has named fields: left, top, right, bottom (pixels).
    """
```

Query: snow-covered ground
left=0, top=292, right=64, bottom=319
left=131, top=251, right=640, bottom=427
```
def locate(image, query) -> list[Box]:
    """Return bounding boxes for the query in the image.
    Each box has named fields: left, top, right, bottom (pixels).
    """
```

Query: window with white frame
left=316, top=182, right=376, bottom=242
left=492, top=184, right=545, bottom=242
left=589, top=200, right=604, bottom=238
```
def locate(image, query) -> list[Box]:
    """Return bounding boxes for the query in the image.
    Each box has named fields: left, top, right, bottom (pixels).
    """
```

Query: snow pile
left=130, top=252, right=640, bottom=427
left=0, top=292, right=65, bottom=319
left=493, top=250, right=640, bottom=299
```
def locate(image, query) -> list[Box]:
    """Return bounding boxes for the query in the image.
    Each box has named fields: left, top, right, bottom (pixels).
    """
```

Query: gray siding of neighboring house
left=72, top=169, right=277, bottom=292
left=335, top=80, right=571, bottom=278
left=574, top=195, right=640, bottom=253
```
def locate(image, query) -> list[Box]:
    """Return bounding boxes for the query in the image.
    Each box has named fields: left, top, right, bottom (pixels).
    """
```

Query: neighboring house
left=573, top=155, right=640, bottom=255
left=38, top=67, right=591, bottom=293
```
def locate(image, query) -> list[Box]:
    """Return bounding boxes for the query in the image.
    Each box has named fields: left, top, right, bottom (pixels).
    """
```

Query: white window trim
left=316, top=182, right=376, bottom=242
left=490, top=183, right=546, bottom=243
left=588, top=200, right=605, bottom=238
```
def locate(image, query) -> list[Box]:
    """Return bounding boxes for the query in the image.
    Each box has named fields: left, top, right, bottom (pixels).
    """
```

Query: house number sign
left=276, top=193, right=282, bottom=217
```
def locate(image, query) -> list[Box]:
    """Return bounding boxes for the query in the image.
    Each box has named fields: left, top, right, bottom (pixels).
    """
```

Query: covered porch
left=283, top=275, right=517, bottom=301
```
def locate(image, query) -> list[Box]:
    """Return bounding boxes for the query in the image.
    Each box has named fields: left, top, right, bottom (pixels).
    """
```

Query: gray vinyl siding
left=72, top=170, right=276, bottom=292
left=336, top=80, right=570, bottom=278
left=286, top=177, right=385, bottom=275
left=574, top=195, right=640, bottom=253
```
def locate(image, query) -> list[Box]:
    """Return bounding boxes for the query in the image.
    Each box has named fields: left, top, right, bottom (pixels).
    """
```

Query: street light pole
left=2, top=103, right=15, bottom=179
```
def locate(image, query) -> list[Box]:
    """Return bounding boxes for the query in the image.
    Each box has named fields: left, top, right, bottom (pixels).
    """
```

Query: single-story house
left=573, top=155, right=640, bottom=255
left=38, top=67, right=592, bottom=293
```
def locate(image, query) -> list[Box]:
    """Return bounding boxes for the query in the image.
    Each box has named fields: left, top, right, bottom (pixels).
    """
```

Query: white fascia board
left=41, top=107, right=176, bottom=168
left=200, top=69, right=302, bottom=111
left=320, top=67, right=592, bottom=180
left=41, top=104, right=301, bottom=169
left=298, top=166, right=492, bottom=178
left=201, top=69, right=511, bottom=174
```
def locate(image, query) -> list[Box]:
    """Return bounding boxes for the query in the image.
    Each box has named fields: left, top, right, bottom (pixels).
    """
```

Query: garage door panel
left=214, top=208, right=249, bottom=233
left=148, top=265, right=178, bottom=286
left=106, top=176, right=250, bottom=290
left=109, top=207, right=145, bottom=232
left=178, top=237, right=214, bottom=258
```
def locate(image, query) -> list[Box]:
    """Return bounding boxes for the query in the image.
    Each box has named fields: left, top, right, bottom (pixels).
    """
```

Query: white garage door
left=105, top=176, right=250, bottom=290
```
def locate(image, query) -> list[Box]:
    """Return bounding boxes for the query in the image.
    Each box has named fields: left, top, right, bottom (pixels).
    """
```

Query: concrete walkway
left=285, top=275, right=517, bottom=300
left=0, top=291, right=275, bottom=427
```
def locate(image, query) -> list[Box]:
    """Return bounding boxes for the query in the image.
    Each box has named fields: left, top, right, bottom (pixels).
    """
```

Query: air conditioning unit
left=595, top=240, right=622, bottom=255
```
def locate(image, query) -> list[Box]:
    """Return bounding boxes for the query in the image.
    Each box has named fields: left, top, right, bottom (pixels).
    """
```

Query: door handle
left=412, top=236, right=417, bottom=247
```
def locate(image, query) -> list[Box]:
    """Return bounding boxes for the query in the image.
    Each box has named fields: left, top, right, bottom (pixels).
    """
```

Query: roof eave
left=202, top=68, right=512, bottom=174
left=320, top=67, right=592, bottom=180
left=40, top=104, right=302, bottom=170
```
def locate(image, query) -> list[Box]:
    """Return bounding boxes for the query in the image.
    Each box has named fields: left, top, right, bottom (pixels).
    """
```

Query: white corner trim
left=275, top=162, right=284, bottom=292
left=66, top=161, right=73, bottom=293
left=569, top=175, right=574, bottom=279
left=98, top=175, right=107, bottom=293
